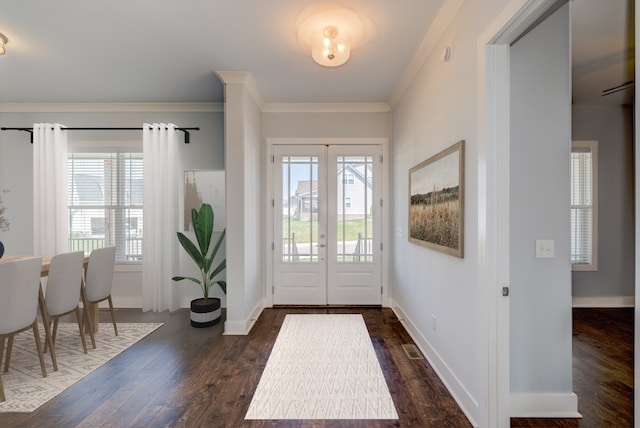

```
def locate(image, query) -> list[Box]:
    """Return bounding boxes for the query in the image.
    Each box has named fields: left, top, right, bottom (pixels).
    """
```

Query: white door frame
left=265, top=137, right=390, bottom=308
left=479, top=1, right=561, bottom=426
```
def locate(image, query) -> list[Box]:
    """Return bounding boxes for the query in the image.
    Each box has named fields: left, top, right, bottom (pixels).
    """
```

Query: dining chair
left=0, top=257, right=46, bottom=402
left=39, top=251, right=91, bottom=370
left=82, top=246, right=117, bottom=338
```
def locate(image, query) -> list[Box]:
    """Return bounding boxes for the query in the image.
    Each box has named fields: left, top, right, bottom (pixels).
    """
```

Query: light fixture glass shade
left=0, top=33, right=6, bottom=55
left=310, top=26, right=351, bottom=67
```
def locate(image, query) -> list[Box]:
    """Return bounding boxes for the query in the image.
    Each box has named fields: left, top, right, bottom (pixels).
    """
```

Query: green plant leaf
left=176, top=232, right=204, bottom=269
left=171, top=276, right=202, bottom=285
left=211, top=228, right=226, bottom=260
left=213, top=280, right=226, bottom=294
left=210, top=259, right=226, bottom=280
left=194, top=204, right=214, bottom=258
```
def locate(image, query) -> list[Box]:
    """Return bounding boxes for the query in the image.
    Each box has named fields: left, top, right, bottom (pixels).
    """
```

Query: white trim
left=267, top=137, right=388, bottom=146
left=114, top=263, right=143, bottom=273
left=390, top=0, right=464, bottom=107
left=263, top=103, right=391, bottom=113
left=265, top=137, right=391, bottom=308
left=0, top=102, right=221, bottom=113
left=224, top=299, right=264, bottom=335
left=215, top=70, right=265, bottom=111
left=571, top=140, right=598, bottom=271
left=510, top=393, right=581, bottom=418
left=572, top=296, right=635, bottom=308
left=392, top=303, right=479, bottom=427
left=479, top=1, right=564, bottom=426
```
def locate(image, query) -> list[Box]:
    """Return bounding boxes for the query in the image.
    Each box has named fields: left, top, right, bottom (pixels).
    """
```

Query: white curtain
left=142, top=123, right=180, bottom=312
left=33, top=123, right=68, bottom=256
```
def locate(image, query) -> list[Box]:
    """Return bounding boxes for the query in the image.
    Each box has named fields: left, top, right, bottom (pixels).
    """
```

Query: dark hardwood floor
left=511, top=308, right=634, bottom=428
left=2, top=307, right=633, bottom=427
left=2, top=307, right=472, bottom=428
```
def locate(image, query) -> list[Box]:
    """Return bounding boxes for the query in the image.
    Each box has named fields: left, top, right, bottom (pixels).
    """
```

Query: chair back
left=85, top=246, right=116, bottom=303
left=0, top=257, right=42, bottom=335
left=45, top=251, right=85, bottom=316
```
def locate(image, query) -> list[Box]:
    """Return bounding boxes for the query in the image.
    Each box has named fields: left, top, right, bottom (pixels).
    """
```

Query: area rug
left=245, top=314, right=398, bottom=420
left=0, top=322, right=163, bottom=413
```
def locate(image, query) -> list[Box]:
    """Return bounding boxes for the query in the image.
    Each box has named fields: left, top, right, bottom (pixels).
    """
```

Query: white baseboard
left=392, top=302, right=479, bottom=427
left=572, top=296, right=635, bottom=308
left=511, top=393, right=581, bottom=418
left=224, top=299, right=264, bottom=335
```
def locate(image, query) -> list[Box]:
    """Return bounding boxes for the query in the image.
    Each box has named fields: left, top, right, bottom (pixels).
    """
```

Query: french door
left=273, top=144, right=382, bottom=305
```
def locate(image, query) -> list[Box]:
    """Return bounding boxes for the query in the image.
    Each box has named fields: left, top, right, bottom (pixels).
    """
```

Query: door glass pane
left=336, top=155, right=373, bottom=263
left=281, top=155, right=318, bottom=262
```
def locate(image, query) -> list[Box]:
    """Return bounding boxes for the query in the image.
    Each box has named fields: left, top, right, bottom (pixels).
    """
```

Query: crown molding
left=0, top=102, right=222, bottom=113
left=263, top=102, right=391, bottom=113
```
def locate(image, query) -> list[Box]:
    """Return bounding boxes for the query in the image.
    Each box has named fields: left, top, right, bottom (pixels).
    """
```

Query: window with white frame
left=68, top=152, right=143, bottom=263
left=571, top=140, right=598, bottom=270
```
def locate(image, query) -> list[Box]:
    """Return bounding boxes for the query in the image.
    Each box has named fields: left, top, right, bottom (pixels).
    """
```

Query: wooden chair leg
left=0, top=337, right=4, bottom=373
left=0, top=337, right=4, bottom=401
left=75, top=307, right=88, bottom=354
left=40, top=317, right=57, bottom=372
left=32, top=322, right=47, bottom=378
left=52, top=318, right=59, bottom=346
left=108, top=296, right=118, bottom=336
left=4, top=336, right=13, bottom=373
left=39, top=287, right=55, bottom=360
left=81, top=287, right=96, bottom=349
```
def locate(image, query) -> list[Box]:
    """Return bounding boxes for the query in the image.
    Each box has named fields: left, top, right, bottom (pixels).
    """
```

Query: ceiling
left=0, top=0, right=633, bottom=106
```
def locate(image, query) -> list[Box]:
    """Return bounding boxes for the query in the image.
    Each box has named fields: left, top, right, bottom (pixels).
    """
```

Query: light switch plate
left=535, top=239, right=555, bottom=258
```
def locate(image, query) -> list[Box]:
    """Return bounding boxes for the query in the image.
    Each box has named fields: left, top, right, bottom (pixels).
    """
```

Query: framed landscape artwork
left=408, top=140, right=465, bottom=258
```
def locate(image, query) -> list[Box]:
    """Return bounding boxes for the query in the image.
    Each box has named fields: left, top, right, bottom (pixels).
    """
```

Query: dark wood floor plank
left=511, top=308, right=633, bottom=428
left=2, top=307, right=631, bottom=427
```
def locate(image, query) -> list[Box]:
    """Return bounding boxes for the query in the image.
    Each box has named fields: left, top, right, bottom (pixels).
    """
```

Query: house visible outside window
left=344, top=172, right=355, bottom=185
left=68, top=152, right=143, bottom=263
left=571, top=140, right=598, bottom=271
left=345, top=196, right=352, bottom=209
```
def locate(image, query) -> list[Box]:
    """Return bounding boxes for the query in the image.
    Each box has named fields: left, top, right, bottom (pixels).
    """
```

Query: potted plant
left=172, top=203, right=226, bottom=327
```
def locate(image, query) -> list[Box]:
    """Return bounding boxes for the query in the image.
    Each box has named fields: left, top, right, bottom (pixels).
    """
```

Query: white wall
left=509, top=3, right=576, bottom=416
left=390, top=0, right=578, bottom=424
left=390, top=0, right=522, bottom=424
left=0, top=107, right=224, bottom=308
left=572, top=104, right=634, bottom=305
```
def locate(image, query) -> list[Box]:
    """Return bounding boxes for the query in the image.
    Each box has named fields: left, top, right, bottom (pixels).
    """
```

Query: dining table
left=0, top=255, right=100, bottom=333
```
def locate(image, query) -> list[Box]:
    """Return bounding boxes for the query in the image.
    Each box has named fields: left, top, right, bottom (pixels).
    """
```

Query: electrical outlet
left=431, top=314, right=437, bottom=332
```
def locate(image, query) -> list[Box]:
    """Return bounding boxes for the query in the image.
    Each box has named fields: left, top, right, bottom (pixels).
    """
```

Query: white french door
left=273, top=144, right=382, bottom=305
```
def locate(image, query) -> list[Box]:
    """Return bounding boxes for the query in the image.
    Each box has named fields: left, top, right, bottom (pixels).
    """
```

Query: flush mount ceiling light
left=297, top=6, right=364, bottom=67
left=0, top=33, right=8, bottom=55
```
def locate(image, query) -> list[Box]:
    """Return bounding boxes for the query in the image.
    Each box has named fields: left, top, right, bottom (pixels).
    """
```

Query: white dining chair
left=0, top=257, right=46, bottom=402
left=82, top=246, right=117, bottom=339
left=39, top=251, right=91, bottom=370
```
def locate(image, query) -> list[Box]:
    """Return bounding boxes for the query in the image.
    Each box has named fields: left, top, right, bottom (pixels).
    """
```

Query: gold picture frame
left=408, top=140, right=465, bottom=258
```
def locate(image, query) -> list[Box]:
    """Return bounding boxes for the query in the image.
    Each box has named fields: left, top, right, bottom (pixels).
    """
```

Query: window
left=571, top=141, right=598, bottom=271
left=345, top=196, right=352, bottom=208
left=68, top=152, right=143, bottom=263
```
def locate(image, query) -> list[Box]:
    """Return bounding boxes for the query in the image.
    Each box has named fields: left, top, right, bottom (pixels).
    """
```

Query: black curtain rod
left=0, top=126, right=199, bottom=144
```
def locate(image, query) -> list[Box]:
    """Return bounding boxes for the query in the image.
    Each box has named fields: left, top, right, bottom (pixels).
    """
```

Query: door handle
left=316, top=243, right=326, bottom=248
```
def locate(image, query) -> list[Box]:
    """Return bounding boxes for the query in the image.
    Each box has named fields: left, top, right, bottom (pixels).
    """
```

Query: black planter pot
left=190, top=297, right=221, bottom=328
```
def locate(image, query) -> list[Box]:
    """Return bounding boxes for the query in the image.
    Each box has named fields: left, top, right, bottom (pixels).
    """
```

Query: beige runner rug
left=0, top=323, right=162, bottom=413
left=245, top=314, right=398, bottom=420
